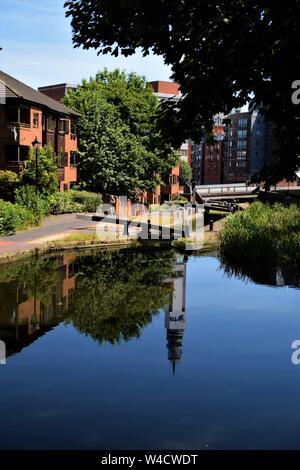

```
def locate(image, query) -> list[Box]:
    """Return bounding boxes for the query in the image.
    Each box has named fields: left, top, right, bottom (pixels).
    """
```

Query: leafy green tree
left=63, top=69, right=177, bottom=197
left=22, top=144, right=58, bottom=196
left=179, top=159, right=192, bottom=184
left=65, top=0, right=300, bottom=185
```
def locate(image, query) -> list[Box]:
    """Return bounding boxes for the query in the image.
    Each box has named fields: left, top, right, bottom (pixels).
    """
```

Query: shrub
left=52, top=190, right=102, bottom=214
left=0, top=199, right=37, bottom=235
left=0, top=170, right=20, bottom=201
left=15, top=185, right=53, bottom=221
left=52, top=192, right=83, bottom=214
left=172, top=193, right=188, bottom=203
left=70, top=190, right=102, bottom=212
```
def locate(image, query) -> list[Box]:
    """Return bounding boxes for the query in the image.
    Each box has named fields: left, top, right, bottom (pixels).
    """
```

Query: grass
left=48, top=231, right=130, bottom=246
left=219, top=201, right=300, bottom=265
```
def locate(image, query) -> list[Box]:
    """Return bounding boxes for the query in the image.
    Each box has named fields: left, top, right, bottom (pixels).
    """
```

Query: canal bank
left=0, top=213, right=224, bottom=265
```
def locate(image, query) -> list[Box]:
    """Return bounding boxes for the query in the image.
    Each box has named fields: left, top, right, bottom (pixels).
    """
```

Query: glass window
left=237, top=151, right=247, bottom=159
left=238, top=129, right=247, bottom=139
left=58, top=119, right=69, bottom=134
left=237, top=140, right=247, bottom=149
left=70, top=151, right=77, bottom=167
left=33, top=113, right=39, bottom=128
left=47, top=114, right=56, bottom=132
left=238, top=118, right=248, bottom=128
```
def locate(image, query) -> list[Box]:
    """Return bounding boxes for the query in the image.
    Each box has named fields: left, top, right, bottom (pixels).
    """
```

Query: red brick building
left=0, top=71, right=80, bottom=191
left=147, top=81, right=192, bottom=202
left=38, top=83, right=77, bottom=103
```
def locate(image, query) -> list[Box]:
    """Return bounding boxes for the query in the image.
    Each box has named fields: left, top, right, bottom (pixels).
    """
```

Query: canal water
left=0, top=249, right=299, bottom=450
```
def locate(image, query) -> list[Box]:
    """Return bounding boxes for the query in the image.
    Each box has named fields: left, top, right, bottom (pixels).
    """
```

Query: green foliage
left=0, top=199, right=37, bottom=235
left=15, top=185, right=53, bottom=221
left=220, top=202, right=300, bottom=266
left=63, top=69, right=177, bottom=197
left=65, top=1, right=300, bottom=184
left=22, top=144, right=58, bottom=197
left=52, top=190, right=102, bottom=214
left=179, top=159, right=192, bottom=184
left=69, top=190, right=102, bottom=212
left=0, top=171, right=20, bottom=202
left=172, top=194, right=188, bottom=203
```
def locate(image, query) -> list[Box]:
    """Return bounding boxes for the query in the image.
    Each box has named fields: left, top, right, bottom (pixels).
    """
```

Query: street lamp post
left=32, top=137, right=41, bottom=196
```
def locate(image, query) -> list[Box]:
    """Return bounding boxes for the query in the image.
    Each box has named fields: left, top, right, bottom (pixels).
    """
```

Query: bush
left=15, top=186, right=53, bottom=221
left=172, top=193, right=188, bottom=203
left=0, top=199, right=37, bottom=235
left=220, top=202, right=300, bottom=265
left=0, top=170, right=20, bottom=201
left=70, top=190, right=103, bottom=212
left=52, top=190, right=102, bottom=214
left=52, top=192, right=83, bottom=214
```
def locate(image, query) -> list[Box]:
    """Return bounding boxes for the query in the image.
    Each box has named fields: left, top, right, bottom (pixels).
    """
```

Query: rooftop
left=0, top=71, right=80, bottom=117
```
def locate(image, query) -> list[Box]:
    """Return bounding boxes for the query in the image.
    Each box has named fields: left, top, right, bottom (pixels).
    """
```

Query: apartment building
left=191, top=114, right=225, bottom=185
left=0, top=71, right=79, bottom=191
left=223, top=108, right=270, bottom=184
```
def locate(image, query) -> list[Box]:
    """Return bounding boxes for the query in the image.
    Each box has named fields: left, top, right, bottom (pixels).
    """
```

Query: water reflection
left=164, top=256, right=187, bottom=375
left=220, top=255, right=300, bottom=288
left=0, top=250, right=183, bottom=358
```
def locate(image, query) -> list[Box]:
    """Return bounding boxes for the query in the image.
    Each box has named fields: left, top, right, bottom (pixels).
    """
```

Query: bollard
left=209, top=220, right=214, bottom=231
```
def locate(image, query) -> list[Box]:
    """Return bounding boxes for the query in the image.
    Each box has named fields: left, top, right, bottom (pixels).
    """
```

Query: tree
left=179, top=159, right=192, bottom=184
left=22, top=144, right=58, bottom=196
left=63, top=69, right=177, bottom=197
left=65, top=1, right=300, bottom=185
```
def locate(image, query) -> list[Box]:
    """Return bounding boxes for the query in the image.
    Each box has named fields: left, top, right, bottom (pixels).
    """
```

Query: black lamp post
left=32, top=137, right=41, bottom=196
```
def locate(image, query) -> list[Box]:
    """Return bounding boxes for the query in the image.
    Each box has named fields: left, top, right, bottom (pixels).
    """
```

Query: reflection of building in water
left=0, top=254, right=76, bottom=357
left=164, top=255, right=187, bottom=375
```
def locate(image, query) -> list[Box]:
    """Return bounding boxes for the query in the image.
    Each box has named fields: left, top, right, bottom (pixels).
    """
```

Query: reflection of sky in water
left=0, top=254, right=299, bottom=450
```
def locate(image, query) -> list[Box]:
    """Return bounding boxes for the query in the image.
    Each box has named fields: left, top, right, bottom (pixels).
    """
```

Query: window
left=70, top=151, right=77, bottom=167
left=33, top=113, right=39, bottom=128
left=59, top=118, right=69, bottom=134
left=238, top=118, right=248, bottom=128
left=237, top=140, right=247, bottom=149
left=71, top=121, right=77, bottom=139
left=237, top=151, right=247, bottom=160
left=238, top=129, right=247, bottom=139
left=20, top=107, right=30, bottom=127
left=57, top=153, right=68, bottom=167
left=47, top=114, right=56, bottom=132
left=236, top=161, right=246, bottom=167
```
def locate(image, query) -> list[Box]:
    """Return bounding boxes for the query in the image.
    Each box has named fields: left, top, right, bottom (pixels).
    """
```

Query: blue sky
left=0, top=0, right=172, bottom=89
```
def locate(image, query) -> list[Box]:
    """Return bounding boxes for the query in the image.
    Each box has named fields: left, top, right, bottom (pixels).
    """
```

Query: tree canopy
left=179, top=159, right=192, bottom=184
left=63, top=69, right=177, bottom=197
left=65, top=0, right=300, bottom=184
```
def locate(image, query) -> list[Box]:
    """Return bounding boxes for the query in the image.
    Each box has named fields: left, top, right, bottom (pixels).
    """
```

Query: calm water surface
left=0, top=249, right=299, bottom=450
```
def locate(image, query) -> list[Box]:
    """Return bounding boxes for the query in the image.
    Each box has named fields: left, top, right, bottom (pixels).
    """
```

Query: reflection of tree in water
left=220, top=254, right=300, bottom=288
left=66, top=249, right=176, bottom=344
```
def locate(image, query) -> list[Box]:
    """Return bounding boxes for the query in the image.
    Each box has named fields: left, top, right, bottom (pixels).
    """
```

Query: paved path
left=0, top=214, right=98, bottom=255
